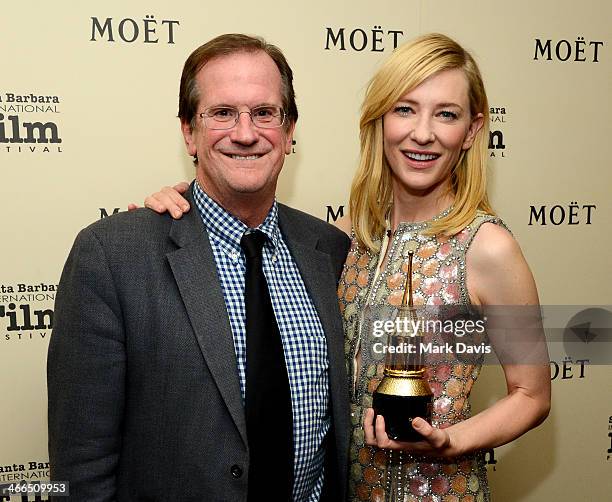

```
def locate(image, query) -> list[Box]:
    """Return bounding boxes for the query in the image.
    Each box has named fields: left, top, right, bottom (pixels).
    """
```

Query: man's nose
left=229, top=111, right=258, bottom=144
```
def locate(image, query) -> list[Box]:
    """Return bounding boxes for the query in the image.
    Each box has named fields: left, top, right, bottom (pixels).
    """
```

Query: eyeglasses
left=199, top=105, right=286, bottom=130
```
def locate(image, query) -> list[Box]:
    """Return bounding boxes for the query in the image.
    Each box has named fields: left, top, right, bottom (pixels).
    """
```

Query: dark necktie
left=240, top=230, right=293, bottom=502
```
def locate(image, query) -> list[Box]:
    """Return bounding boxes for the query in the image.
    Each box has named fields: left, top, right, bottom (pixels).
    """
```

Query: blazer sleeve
left=47, top=227, right=125, bottom=502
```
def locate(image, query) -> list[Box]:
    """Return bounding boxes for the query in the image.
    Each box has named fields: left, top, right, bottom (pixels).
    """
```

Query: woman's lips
left=402, top=150, right=441, bottom=168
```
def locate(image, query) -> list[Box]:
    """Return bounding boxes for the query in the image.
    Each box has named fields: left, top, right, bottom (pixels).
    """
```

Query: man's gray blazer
left=47, top=189, right=351, bottom=502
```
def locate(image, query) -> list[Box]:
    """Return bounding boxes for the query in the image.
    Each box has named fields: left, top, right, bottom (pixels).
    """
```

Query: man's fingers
left=127, top=203, right=139, bottom=211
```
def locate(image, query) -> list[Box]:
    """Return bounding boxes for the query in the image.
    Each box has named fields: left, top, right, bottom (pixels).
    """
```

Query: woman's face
left=383, top=68, right=484, bottom=200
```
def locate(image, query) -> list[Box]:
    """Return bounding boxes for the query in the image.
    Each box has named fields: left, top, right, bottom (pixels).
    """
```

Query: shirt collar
left=192, top=181, right=280, bottom=252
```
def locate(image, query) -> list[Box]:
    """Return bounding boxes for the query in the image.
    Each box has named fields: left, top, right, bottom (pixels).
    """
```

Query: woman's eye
left=439, top=110, right=458, bottom=119
left=394, top=106, right=413, bottom=115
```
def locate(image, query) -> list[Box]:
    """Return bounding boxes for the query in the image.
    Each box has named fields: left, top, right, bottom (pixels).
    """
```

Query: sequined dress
left=338, top=210, right=506, bottom=502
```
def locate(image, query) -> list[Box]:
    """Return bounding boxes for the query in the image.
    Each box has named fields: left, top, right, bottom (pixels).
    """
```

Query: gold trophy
left=372, top=251, right=433, bottom=441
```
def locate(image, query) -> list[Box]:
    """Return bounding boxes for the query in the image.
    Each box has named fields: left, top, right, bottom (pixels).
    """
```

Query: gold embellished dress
left=338, top=210, right=506, bottom=502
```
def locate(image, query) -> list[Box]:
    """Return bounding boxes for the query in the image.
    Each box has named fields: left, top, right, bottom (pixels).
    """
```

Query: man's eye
left=211, top=108, right=236, bottom=118
left=253, top=107, right=275, bottom=118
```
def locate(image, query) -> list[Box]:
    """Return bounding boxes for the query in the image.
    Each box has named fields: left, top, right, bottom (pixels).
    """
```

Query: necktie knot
left=240, top=230, right=266, bottom=259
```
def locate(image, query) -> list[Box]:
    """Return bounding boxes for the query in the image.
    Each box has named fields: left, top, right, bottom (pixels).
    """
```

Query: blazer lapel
left=166, top=190, right=247, bottom=447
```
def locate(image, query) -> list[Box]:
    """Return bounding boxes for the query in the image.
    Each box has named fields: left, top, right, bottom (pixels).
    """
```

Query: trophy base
left=372, top=392, right=433, bottom=442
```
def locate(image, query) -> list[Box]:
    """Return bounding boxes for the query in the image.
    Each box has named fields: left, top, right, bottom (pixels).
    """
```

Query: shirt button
left=230, top=465, right=243, bottom=478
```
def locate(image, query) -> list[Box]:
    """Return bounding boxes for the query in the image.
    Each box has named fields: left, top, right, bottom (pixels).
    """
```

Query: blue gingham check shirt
left=193, top=182, right=329, bottom=502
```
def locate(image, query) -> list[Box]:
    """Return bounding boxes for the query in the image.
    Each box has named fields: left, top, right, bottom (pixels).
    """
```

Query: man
left=48, top=34, right=350, bottom=502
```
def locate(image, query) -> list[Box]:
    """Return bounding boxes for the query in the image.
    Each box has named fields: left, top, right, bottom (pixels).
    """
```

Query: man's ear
left=284, top=121, right=296, bottom=155
left=181, top=120, right=197, bottom=157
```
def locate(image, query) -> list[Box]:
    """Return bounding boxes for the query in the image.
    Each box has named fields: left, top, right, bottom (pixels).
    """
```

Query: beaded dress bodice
left=338, top=211, right=505, bottom=502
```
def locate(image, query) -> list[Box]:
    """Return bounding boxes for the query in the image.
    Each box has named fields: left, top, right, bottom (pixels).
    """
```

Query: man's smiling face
left=182, top=50, right=294, bottom=210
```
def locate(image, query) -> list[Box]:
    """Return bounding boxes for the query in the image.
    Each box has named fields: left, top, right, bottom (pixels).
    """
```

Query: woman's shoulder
left=468, top=220, right=521, bottom=270
left=466, top=219, right=538, bottom=305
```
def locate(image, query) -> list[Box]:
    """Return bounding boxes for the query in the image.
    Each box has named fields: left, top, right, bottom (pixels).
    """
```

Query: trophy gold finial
left=401, top=252, right=418, bottom=327
left=401, top=251, right=414, bottom=308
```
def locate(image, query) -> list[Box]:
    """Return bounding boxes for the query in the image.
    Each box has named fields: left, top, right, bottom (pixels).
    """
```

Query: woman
left=335, top=33, right=549, bottom=502
left=138, top=33, right=550, bottom=501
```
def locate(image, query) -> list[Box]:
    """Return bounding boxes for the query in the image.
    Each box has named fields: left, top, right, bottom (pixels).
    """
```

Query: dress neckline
left=387, top=205, right=453, bottom=234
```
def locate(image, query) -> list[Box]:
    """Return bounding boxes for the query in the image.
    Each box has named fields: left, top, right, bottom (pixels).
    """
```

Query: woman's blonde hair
left=349, top=33, right=493, bottom=252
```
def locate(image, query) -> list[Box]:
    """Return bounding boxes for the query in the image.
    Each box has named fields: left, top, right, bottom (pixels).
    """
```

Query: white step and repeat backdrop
left=1, top=0, right=610, bottom=500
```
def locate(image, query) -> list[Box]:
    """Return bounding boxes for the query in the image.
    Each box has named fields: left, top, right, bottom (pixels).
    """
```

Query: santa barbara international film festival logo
left=0, top=92, right=63, bottom=154
left=488, top=106, right=507, bottom=159
left=0, top=460, right=50, bottom=486
left=0, top=283, right=56, bottom=342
